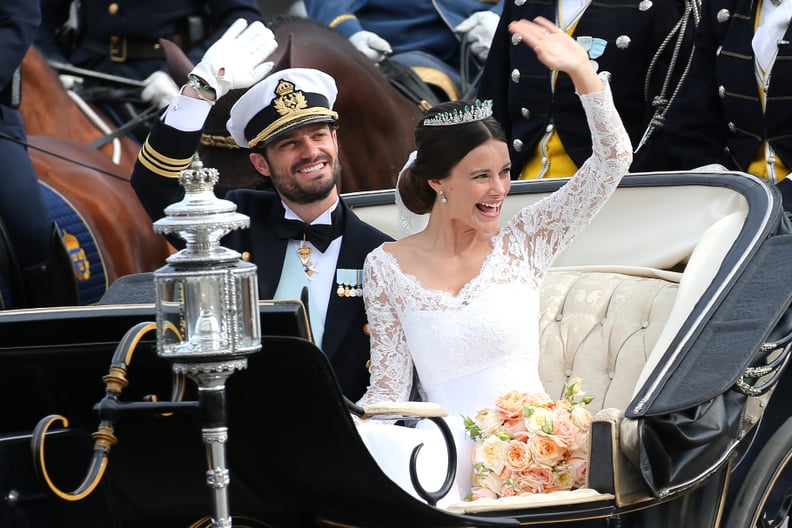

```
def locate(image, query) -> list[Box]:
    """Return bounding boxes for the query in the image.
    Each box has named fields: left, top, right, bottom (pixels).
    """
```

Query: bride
left=355, top=16, right=633, bottom=507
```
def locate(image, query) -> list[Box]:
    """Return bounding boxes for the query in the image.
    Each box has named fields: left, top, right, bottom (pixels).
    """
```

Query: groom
left=131, top=19, right=392, bottom=400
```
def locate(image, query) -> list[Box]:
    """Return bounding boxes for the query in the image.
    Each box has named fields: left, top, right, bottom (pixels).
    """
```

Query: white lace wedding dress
left=356, top=76, right=633, bottom=508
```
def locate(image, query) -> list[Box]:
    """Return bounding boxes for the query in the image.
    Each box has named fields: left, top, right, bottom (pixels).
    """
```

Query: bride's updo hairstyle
left=398, top=99, right=506, bottom=215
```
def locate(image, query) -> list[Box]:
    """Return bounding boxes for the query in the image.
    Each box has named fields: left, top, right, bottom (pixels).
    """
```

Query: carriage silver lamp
left=152, top=157, right=261, bottom=528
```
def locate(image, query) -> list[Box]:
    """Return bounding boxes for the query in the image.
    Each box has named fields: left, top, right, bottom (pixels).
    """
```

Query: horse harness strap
left=378, top=58, right=440, bottom=112
left=80, top=35, right=185, bottom=63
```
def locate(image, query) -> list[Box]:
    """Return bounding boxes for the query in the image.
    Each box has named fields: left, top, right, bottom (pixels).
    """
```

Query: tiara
left=423, top=99, right=494, bottom=127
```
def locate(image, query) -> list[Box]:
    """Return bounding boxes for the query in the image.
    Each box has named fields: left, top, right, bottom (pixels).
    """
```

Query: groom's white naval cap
left=226, top=67, right=339, bottom=149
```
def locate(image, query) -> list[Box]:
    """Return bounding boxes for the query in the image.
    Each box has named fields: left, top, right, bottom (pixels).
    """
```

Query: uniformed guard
left=661, top=0, right=792, bottom=210
left=0, top=0, right=77, bottom=308
left=478, top=0, right=695, bottom=178
left=34, top=0, right=262, bottom=133
left=303, top=0, right=504, bottom=100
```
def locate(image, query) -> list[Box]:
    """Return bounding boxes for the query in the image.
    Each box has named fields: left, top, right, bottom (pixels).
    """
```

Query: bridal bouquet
left=463, top=379, right=594, bottom=499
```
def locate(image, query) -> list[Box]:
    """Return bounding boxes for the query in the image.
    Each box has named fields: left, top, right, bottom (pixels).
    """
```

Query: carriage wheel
left=726, top=417, right=792, bottom=527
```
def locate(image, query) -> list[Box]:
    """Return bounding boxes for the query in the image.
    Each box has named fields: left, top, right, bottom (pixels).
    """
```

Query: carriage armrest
left=359, top=401, right=448, bottom=420
left=588, top=409, right=652, bottom=506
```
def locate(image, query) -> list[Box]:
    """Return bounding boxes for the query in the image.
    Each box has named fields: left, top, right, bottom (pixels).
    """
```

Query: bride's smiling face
left=433, top=139, right=511, bottom=234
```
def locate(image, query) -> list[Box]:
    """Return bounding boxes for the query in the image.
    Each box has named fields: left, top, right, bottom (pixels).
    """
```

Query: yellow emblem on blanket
left=63, top=231, right=90, bottom=280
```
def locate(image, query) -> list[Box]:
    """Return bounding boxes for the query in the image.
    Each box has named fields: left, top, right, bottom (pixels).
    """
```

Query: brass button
left=241, top=251, right=251, bottom=262
left=363, top=323, right=370, bottom=336
left=365, top=359, right=371, bottom=370
left=108, top=3, right=119, bottom=15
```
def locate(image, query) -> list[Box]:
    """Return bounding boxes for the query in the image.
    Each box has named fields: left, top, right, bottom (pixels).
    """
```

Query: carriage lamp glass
left=152, top=158, right=260, bottom=363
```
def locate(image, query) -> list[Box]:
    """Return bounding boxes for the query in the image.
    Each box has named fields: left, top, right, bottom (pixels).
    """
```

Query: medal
left=297, top=238, right=316, bottom=278
left=336, top=269, right=363, bottom=297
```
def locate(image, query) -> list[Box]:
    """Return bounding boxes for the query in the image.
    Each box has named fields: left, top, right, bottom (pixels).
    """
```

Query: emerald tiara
left=423, top=99, right=494, bottom=127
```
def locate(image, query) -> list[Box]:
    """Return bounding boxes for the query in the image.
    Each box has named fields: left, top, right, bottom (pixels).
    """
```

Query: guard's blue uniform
left=35, top=0, right=262, bottom=82
left=478, top=0, right=692, bottom=176
left=304, top=0, right=503, bottom=94
left=661, top=0, right=792, bottom=181
left=0, top=0, right=51, bottom=268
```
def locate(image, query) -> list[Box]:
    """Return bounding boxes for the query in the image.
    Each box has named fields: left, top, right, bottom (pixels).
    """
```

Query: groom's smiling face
left=250, top=123, right=341, bottom=205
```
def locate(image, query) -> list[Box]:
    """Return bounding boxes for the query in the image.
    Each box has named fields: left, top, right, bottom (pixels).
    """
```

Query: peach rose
left=470, top=487, right=498, bottom=500
left=528, top=434, right=566, bottom=467
left=500, top=481, right=521, bottom=497
left=503, top=417, right=528, bottom=436
left=496, top=390, right=528, bottom=419
left=524, top=392, right=554, bottom=408
left=567, top=456, right=589, bottom=487
left=569, top=429, right=591, bottom=459
left=570, top=405, right=593, bottom=431
left=552, top=410, right=579, bottom=450
left=515, top=465, right=554, bottom=494
left=503, top=439, right=533, bottom=471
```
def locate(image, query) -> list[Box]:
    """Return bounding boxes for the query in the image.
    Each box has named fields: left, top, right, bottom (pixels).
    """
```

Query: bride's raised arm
left=505, top=17, right=633, bottom=272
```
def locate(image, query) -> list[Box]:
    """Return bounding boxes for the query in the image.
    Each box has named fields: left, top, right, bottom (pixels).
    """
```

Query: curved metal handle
left=31, top=415, right=116, bottom=501
left=408, top=416, right=457, bottom=506
left=30, top=320, right=182, bottom=501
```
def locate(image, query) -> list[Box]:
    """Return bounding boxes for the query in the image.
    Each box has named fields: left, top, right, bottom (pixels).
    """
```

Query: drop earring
left=439, top=190, right=447, bottom=204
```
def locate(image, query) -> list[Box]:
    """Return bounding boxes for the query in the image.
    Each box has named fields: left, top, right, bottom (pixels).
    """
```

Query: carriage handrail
left=30, top=321, right=193, bottom=501
left=345, top=397, right=458, bottom=506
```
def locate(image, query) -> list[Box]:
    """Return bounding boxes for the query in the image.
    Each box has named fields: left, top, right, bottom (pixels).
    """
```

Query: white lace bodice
left=360, top=78, right=632, bottom=417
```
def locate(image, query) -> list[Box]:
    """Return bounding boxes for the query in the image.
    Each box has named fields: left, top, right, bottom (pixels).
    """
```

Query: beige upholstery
left=538, top=269, right=679, bottom=410
left=538, top=268, right=680, bottom=505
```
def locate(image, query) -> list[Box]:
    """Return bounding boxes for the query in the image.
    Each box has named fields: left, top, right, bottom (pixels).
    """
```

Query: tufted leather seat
left=538, top=269, right=679, bottom=411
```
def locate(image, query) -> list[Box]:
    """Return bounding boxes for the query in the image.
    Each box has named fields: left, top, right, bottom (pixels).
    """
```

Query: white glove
left=349, top=30, right=392, bottom=62
left=189, top=18, right=278, bottom=100
left=454, top=11, right=500, bottom=62
left=141, top=70, right=179, bottom=108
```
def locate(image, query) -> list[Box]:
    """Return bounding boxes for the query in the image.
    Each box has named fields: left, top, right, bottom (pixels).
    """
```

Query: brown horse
left=27, top=136, right=172, bottom=281
left=19, top=47, right=142, bottom=171
left=9, top=47, right=173, bottom=306
left=195, top=16, right=424, bottom=197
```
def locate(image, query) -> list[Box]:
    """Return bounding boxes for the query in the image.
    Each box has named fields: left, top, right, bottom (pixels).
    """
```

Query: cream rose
left=525, top=406, right=554, bottom=434
left=473, top=435, right=507, bottom=474
left=570, top=405, right=593, bottom=431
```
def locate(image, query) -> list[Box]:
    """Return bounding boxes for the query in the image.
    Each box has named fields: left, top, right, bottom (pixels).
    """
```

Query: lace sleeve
left=507, top=73, right=633, bottom=272
left=358, top=249, right=414, bottom=411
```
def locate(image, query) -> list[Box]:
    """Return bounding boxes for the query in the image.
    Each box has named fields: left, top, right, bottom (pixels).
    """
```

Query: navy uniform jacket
left=661, top=0, right=792, bottom=177
left=478, top=0, right=691, bottom=175
left=1, top=2, right=39, bottom=95
left=130, top=119, right=393, bottom=401
left=35, top=0, right=261, bottom=81
left=1, top=1, right=55, bottom=270
left=304, top=0, right=503, bottom=69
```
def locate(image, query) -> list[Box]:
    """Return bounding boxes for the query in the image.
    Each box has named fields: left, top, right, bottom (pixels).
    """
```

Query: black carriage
left=2, top=171, right=792, bottom=527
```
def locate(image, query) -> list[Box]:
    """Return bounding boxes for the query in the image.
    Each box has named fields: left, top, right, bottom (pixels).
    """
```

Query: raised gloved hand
left=188, top=18, right=278, bottom=100
left=349, top=30, right=392, bottom=62
left=455, top=11, right=500, bottom=62
left=141, top=70, right=179, bottom=108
